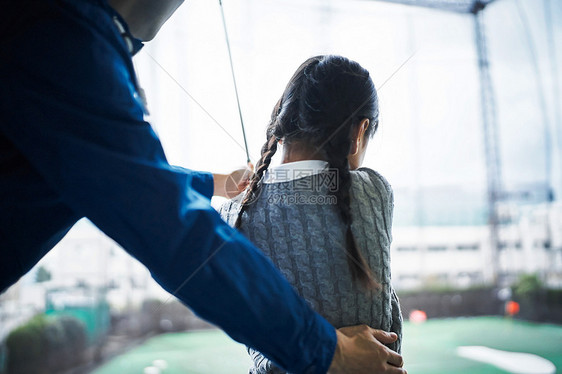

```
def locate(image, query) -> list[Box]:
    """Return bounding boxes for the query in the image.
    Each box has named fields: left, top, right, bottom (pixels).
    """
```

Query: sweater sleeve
left=356, top=167, right=394, bottom=242
left=353, top=167, right=402, bottom=353
left=390, top=289, right=403, bottom=353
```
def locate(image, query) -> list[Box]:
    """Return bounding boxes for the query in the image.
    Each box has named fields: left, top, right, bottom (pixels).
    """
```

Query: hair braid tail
left=332, top=157, right=378, bottom=290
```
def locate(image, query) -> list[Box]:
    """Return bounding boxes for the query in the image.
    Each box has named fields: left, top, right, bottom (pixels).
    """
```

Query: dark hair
left=236, top=55, right=380, bottom=289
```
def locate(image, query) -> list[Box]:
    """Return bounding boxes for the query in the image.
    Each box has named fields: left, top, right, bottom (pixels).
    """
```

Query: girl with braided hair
left=219, top=55, right=402, bottom=374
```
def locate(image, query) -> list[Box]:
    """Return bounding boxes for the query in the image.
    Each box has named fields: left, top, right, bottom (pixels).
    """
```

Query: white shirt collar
left=263, top=160, right=329, bottom=184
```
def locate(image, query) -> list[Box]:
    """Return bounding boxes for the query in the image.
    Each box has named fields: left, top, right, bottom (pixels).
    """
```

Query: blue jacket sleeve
left=0, top=1, right=336, bottom=373
left=172, top=165, right=214, bottom=199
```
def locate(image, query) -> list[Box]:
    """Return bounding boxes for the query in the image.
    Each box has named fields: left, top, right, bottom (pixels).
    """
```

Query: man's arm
left=246, top=327, right=406, bottom=374
left=0, top=2, right=406, bottom=372
left=1, top=3, right=332, bottom=372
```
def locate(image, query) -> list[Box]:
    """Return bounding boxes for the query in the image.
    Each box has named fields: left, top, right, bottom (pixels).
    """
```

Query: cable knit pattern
left=219, top=167, right=402, bottom=374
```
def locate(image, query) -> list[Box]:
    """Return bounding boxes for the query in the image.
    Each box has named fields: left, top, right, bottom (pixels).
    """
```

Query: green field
left=92, top=317, right=562, bottom=374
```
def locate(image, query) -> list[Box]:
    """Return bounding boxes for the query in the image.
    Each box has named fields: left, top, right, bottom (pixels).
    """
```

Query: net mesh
left=371, top=0, right=497, bottom=14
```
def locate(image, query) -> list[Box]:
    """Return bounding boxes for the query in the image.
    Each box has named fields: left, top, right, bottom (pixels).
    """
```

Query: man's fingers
left=387, top=350, right=404, bottom=368
left=337, top=324, right=371, bottom=337
left=223, top=166, right=255, bottom=198
left=338, top=325, right=397, bottom=343
left=386, top=365, right=407, bottom=374
left=371, top=328, right=398, bottom=344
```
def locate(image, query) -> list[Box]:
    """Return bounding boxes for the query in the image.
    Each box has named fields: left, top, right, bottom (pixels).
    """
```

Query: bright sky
left=133, top=0, right=562, bottom=200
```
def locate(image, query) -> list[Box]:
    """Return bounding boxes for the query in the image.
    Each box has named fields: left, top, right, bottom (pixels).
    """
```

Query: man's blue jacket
left=0, top=1, right=336, bottom=372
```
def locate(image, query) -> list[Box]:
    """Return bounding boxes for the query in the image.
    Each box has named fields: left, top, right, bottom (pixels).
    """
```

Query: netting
left=371, top=0, right=497, bottom=14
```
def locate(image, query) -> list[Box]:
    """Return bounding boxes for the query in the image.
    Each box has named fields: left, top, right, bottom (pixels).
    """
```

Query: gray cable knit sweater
left=219, top=167, right=402, bottom=374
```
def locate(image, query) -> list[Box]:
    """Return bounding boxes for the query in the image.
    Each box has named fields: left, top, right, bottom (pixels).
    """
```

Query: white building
left=2, top=200, right=560, bottom=335
left=391, top=201, right=562, bottom=290
left=1, top=219, right=170, bottom=327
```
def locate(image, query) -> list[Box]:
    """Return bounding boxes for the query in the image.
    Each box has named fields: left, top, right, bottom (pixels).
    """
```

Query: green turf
left=91, top=330, right=251, bottom=374
left=401, top=317, right=562, bottom=373
left=92, top=317, right=562, bottom=374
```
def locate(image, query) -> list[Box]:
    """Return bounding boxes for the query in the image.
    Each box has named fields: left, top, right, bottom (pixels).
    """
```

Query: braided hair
left=235, top=55, right=379, bottom=289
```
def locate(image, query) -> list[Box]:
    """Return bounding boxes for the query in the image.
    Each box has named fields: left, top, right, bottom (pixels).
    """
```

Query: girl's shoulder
left=350, top=167, right=394, bottom=240
left=351, top=167, right=393, bottom=197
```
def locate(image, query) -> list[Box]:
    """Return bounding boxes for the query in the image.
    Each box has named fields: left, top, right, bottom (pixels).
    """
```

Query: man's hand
left=328, top=325, right=406, bottom=374
left=213, top=163, right=254, bottom=198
